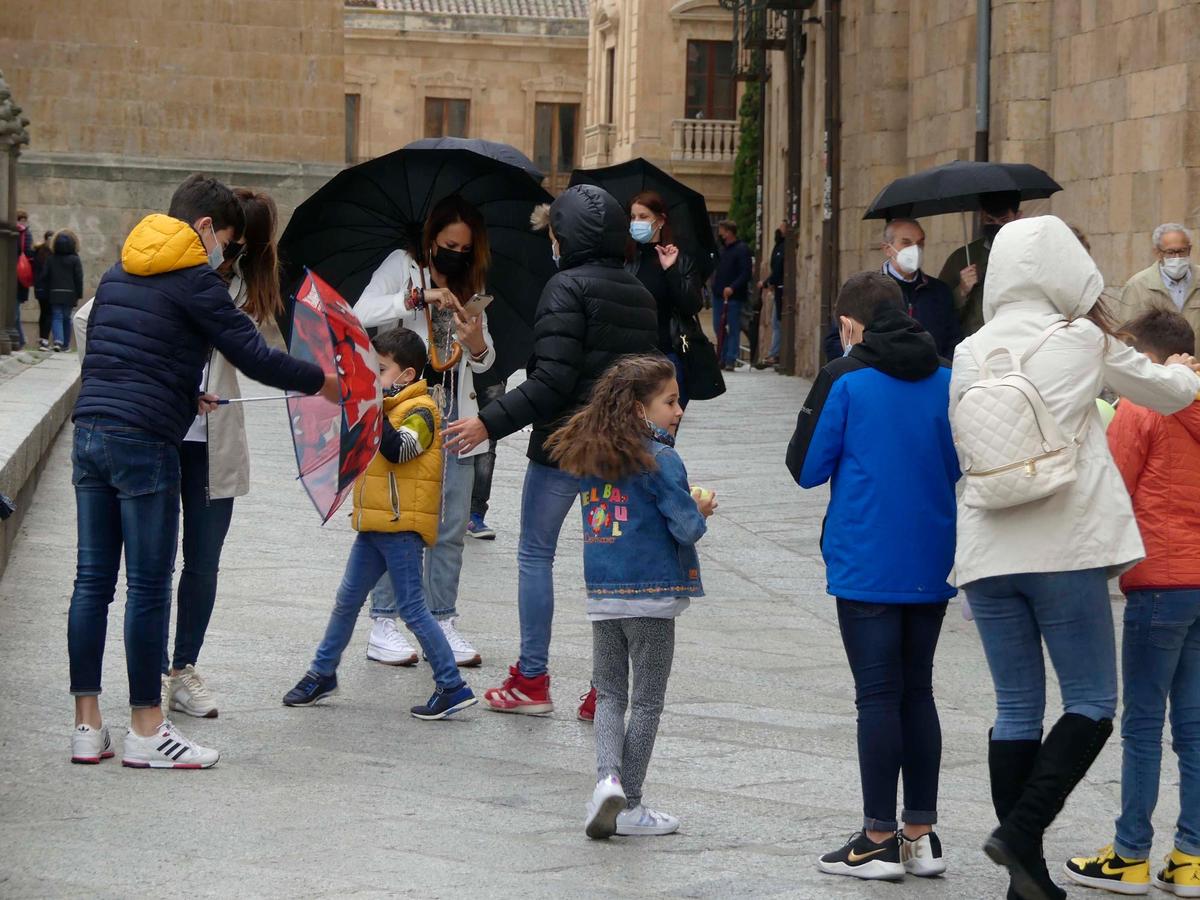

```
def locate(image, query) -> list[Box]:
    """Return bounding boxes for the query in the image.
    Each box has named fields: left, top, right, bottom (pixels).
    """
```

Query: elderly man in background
left=1119, top=224, right=1199, bottom=333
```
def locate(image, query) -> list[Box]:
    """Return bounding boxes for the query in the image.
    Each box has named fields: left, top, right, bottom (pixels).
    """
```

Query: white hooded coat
left=950, top=216, right=1200, bottom=587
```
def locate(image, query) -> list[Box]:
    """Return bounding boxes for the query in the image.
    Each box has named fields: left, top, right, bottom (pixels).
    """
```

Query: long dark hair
left=230, top=188, right=282, bottom=324
left=422, top=195, right=490, bottom=301
left=546, top=355, right=678, bottom=481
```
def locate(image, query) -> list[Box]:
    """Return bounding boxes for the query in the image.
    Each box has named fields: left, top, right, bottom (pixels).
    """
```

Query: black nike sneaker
left=1064, top=845, right=1149, bottom=895
left=817, top=831, right=905, bottom=881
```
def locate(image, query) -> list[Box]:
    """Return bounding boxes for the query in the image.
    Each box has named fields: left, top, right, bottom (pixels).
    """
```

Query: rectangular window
left=534, top=102, right=580, bottom=189
left=685, top=40, right=735, bottom=120
left=424, top=97, right=470, bottom=138
left=605, top=47, right=616, bottom=124
left=345, top=93, right=361, bottom=164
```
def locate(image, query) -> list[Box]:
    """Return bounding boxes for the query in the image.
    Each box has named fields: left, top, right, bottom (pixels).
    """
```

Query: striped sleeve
left=380, top=407, right=436, bottom=464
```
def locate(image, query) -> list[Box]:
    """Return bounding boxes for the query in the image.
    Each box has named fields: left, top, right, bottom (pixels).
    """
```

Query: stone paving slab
left=0, top=367, right=1176, bottom=898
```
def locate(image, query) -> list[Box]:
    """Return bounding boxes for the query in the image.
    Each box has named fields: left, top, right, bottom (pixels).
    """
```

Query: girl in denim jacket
left=547, top=355, right=716, bottom=840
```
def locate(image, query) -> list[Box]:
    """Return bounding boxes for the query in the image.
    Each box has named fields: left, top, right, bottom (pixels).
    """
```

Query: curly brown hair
left=546, top=355, right=678, bottom=481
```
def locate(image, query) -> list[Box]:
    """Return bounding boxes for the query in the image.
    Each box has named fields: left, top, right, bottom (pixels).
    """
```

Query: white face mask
left=893, top=244, right=922, bottom=274
left=1162, top=257, right=1191, bottom=281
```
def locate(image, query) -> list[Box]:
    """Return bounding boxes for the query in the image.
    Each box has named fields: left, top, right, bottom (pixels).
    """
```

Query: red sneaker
left=483, top=664, right=554, bottom=715
left=577, top=686, right=596, bottom=722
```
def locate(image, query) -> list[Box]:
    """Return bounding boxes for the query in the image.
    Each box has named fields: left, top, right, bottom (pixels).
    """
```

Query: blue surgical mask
left=201, top=222, right=223, bottom=270
left=630, top=220, right=655, bottom=244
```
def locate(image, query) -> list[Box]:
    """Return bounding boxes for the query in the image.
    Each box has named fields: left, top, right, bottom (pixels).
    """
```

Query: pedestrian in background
left=32, top=229, right=55, bottom=349
left=465, top=376, right=505, bottom=540
left=949, top=216, right=1200, bottom=900
left=711, top=219, right=751, bottom=371
left=939, top=191, right=1022, bottom=337
left=789, top=271, right=956, bottom=882
left=1065, top=309, right=1200, bottom=897
left=1117, top=224, right=1198, bottom=335
left=14, top=209, right=33, bottom=349
left=45, top=229, right=83, bottom=351
left=547, top=354, right=712, bottom=841
left=757, top=223, right=787, bottom=368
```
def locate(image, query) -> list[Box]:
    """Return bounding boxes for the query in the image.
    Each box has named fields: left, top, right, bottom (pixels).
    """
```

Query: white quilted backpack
left=953, top=320, right=1086, bottom=510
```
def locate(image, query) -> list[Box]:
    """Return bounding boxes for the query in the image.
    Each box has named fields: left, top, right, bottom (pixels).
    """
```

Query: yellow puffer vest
left=352, top=381, right=443, bottom=545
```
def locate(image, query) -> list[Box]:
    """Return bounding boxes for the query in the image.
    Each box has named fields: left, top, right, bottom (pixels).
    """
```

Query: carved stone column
left=0, top=70, right=32, bottom=355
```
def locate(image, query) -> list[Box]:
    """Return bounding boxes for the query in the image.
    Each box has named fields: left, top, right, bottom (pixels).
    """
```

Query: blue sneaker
left=465, top=514, right=496, bottom=541
left=410, top=683, right=477, bottom=720
left=282, top=671, right=338, bottom=707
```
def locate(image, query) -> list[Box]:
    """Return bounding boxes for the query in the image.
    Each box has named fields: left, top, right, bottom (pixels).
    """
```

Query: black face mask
left=981, top=223, right=1003, bottom=242
left=432, top=245, right=471, bottom=279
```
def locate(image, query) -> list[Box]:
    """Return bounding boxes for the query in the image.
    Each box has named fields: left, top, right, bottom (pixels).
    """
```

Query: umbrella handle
left=217, top=394, right=305, bottom=405
left=961, top=211, right=972, bottom=267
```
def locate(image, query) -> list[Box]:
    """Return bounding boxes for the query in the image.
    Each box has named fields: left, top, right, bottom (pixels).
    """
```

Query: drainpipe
left=975, top=0, right=990, bottom=162
left=779, top=25, right=804, bottom=376
left=819, top=0, right=841, bottom=337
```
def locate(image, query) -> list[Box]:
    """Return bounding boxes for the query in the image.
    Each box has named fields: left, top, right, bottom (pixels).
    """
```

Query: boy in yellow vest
left=283, top=327, right=476, bottom=719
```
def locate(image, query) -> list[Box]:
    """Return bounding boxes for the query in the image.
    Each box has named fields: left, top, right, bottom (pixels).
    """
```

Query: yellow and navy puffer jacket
left=352, top=380, right=443, bottom=545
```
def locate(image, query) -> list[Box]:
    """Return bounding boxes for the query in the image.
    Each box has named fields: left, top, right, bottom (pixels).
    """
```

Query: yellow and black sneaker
left=1153, top=848, right=1200, bottom=898
left=1064, top=845, right=1149, bottom=895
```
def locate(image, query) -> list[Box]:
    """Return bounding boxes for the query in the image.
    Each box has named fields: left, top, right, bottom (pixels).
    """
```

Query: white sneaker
left=161, top=673, right=170, bottom=718
left=585, top=775, right=626, bottom=839
left=437, top=617, right=481, bottom=667
left=615, top=803, right=680, bottom=836
left=366, top=617, right=418, bottom=666
left=122, top=719, right=219, bottom=769
left=70, top=723, right=115, bottom=764
left=168, top=665, right=219, bottom=719
left=900, top=831, right=946, bottom=877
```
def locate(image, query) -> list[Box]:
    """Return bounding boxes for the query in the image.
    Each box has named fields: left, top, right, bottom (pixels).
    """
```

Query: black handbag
left=670, top=312, right=726, bottom=402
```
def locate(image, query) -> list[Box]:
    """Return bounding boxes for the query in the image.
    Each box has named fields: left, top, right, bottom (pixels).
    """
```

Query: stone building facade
left=757, top=0, right=1200, bottom=378
left=344, top=1, right=588, bottom=193
left=0, top=0, right=346, bottom=300
left=582, top=0, right=738, bottom=217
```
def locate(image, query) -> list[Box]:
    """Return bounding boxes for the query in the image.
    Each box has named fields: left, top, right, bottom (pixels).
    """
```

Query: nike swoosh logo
left=848, top=848, right=888, bottom=863
left=1101, top=862, right=1140, bottom=875
left=1163, top=861, right=1197, bottom=876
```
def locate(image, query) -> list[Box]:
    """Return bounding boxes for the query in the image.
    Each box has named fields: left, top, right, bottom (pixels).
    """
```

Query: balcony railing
left=671, top=119, right=739, bottom=163
left=583, top=123, right=616, bottom=165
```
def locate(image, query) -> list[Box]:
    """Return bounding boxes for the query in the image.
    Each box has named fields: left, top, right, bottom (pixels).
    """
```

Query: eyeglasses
left=1162, top=247, right=1192, bottom=258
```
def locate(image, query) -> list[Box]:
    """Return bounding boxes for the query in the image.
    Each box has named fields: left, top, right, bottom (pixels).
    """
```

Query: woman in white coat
left=352, top=195, right=495, bottom=667
left=950, top=216, right=1200, bottom=900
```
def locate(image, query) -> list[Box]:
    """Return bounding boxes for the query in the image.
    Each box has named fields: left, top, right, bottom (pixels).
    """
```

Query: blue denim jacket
left=578, top=429, right=706, bottom=614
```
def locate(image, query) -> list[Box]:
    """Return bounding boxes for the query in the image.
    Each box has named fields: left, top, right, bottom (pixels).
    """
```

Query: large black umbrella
left=404, top=137, right=544, bottom=183
left=570, top=158, right=719, bottom=279
left=863, top=160, right=1062, bottom=220
left=278, top=147, right=555, bottom=381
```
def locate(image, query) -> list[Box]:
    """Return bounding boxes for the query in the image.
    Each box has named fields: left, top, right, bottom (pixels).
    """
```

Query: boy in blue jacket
left=67, top=174, right=337, bottom=771
left=786, top=271, right=959, bottom=882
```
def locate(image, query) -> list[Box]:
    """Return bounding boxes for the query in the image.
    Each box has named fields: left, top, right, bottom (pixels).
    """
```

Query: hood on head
left=550, top=184, right=628, bottom=269
left=982, top=215, right=1104, bottom=323
left=121, top=214, right=210, bottom=277
left=849, top=304, right=941, bottom=381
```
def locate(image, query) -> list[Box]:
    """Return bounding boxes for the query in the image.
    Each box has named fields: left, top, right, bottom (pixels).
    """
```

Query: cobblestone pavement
left=0, top=366, right=1167, bottom=898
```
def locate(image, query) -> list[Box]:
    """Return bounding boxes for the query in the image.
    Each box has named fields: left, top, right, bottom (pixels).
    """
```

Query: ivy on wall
left=729, top=80, right=761, bottom=254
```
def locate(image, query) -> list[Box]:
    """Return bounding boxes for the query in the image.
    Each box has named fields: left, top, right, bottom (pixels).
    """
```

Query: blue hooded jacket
left=787, top=306, right=959, bottom=604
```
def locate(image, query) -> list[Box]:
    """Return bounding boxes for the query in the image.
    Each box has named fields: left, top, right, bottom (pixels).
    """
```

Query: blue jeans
left=712, top=297, right=742, bottom=366
left=68, top=418, right=181, bottom=708
left=837, top=600, right=947, bottom=832
left=370, top=452, right=473, bottom=620
left=162, top=441, right=234, bottom=673
left=516, top=461, right=580, bottom=677
left=313, top=531, right=459, bottom=690
left=51, top=303, right=73, bottom=346
left=1114, top=589, right=1200, bottom=858
left=965, top=567, right=1118, bottom=741
left=769, top=305, right=782, bottom=359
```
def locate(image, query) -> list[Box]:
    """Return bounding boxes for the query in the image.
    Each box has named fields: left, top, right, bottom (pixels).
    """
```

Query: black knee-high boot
left=988, top=732, right=1061, bottom=900
left=985, top=714, right=1112, bottom=900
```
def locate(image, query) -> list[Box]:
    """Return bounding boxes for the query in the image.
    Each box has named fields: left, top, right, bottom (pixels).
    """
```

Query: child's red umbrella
left=287, top=269, right=383, bottom=523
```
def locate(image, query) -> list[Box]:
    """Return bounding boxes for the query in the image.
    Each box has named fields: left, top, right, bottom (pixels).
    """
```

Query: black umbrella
left=863, top=159, right=1062, bottom=265
left=278, top=147, right=555, bottom=381
left=404, top=137, right=545, bottom=183
left=570, top=158, right=719, bottom=279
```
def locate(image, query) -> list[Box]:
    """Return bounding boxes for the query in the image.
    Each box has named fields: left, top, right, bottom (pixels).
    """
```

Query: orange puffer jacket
left=1108, top=397, right=1200, bottom=591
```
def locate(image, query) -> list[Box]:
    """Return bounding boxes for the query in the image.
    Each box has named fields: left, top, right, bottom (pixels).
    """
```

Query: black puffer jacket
left=478, top=185, right=658, bottom=466
left=45, top=232, right=84, bottom=306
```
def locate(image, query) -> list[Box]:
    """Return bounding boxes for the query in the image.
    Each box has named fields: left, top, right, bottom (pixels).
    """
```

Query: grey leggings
left=592, top=617, right=676, bottom=806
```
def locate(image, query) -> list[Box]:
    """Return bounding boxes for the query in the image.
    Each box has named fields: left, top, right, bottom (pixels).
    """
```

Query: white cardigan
left=950, top=216, right=1200, bottom=587
left=354, top=249, right=496, bottom=458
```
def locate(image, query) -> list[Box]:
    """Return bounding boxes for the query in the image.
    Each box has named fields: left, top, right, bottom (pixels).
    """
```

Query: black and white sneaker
left=901, top=831, right=947, bottom=877
left=817, top=831, right=906, bottom=881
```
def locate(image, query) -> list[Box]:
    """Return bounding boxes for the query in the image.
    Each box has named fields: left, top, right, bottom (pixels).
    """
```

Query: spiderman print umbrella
left=287, top=269, right=383, bottom=523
